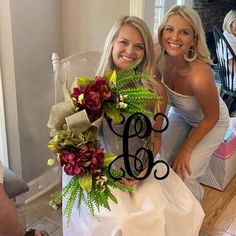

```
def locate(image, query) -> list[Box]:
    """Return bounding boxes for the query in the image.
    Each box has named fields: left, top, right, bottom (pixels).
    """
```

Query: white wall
left=0, top=0, right=63, bottom=181
left=0, top=0, right=130, bottom=181
left=0, top=0, right=22, bottom=175
left=61, top=0, right=129, bottom=57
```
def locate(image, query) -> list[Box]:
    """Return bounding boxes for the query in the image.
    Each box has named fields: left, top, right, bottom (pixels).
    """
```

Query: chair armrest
left=3, top=168, right=29, bottom=199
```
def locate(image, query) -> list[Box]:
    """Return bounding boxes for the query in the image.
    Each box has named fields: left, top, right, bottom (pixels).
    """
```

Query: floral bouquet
left=47, top=61, right=162, bottom=224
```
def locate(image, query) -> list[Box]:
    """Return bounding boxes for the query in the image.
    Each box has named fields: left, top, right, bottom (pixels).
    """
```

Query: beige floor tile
left=50, top=228, right=63, bottom=236
left=27, top=217, right=60, bottom=235
left=25, top=186, right=62, bottom=235
left=47, top=209, right=62, bottom=226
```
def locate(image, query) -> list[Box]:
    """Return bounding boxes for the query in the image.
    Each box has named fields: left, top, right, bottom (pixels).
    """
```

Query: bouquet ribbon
left=47, top=100, right=103, bottom=134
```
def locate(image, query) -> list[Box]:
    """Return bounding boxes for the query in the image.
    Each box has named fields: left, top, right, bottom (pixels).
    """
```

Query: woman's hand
left=121, top=177, right=139, bottom=187
left=119, top=168, right=148, bottom=187
left=171, top=148, right=192, bottom=181
left=115, top=177, right=138, bottom=187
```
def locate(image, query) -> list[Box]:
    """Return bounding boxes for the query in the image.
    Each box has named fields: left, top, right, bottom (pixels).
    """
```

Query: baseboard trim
left=25, top=166, right=61, bottom=204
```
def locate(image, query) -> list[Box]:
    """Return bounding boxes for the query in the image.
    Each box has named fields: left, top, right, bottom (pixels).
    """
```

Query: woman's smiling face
left=161, top=14, right=196, bottom=58
left=112, top=24, right=145, bottom=71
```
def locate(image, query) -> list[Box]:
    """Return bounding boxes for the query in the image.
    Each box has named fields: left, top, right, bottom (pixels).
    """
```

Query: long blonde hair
left=96, top=16, right=155, bottom=76
left=96, top=15, right=161, bottom=93
left=157, top=5, right=212, bottom=65
left=223, top=10, right=236, bottom=34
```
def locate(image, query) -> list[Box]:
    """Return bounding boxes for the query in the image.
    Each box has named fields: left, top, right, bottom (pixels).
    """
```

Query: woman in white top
left=155, top=5, right=229, bottom=201
left=62, top=15, right=204, bottom=236
left=223, top=10, right=236, bottom=58
left=220, top=10, right=236, bottom=106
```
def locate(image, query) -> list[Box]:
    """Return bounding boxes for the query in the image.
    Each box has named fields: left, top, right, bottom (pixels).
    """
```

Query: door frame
left=0, top=66, right=9, bottom=167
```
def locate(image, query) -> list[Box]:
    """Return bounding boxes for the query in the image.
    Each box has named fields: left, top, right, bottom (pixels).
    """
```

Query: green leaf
left=75, top=77, right=94, bottom=86
left=48, top=135, right=62, bottom=153
left=108, top=190, right=118, bottom=204
left=108, top=70, right=117, bottom=85
left=103, top=106, right=121, bottom=123
left=83, top=127, right=99, bottom=141
left=79, top=174, right=92, bottom=192
left=103, top=152, right=117, bottom=167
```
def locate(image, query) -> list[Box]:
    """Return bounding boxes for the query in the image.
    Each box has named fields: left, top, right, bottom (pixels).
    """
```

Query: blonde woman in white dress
left=62, top=15, right=204, bottom=236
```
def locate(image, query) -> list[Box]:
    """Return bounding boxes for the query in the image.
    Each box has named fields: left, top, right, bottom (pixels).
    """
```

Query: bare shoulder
left=152, top=78, right=167, bottom=98
left=190, top=61, right=216, bottom=95
left=191, top=61, right=214, bottom=86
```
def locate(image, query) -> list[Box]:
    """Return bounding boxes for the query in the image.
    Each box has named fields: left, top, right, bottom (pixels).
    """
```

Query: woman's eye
left=165, top=27, right=173, bottom=32
left=135, top=45, right=144, bottom=50
left=119, top=40, right=128, bottom=45
left=181, top=30, right=190, bottom=35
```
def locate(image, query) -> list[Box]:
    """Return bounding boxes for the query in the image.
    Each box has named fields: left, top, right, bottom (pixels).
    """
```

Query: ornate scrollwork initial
left=107, top=112, right=170, bottom=181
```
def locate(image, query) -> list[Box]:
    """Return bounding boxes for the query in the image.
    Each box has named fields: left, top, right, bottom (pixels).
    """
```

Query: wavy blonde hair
left=96, top=15, right=162, bottom=93
left=157, top=5, right=212, bottom=65
left=223, top=10, right=236, bottom=34
left=96, top=16, right=156, bottom=76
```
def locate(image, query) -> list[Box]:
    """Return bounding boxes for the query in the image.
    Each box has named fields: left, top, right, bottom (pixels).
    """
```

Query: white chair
left=52, top=51, right=101, bottom=103
left=48, top=51, right=101, bottom=212
left=213, top=26, right=236, bottom=114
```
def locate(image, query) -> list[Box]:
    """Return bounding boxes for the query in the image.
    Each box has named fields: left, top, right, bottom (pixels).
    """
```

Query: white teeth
left=121, top=56, right=134, bottom=61
left=169, top=43, right=181, bottom=48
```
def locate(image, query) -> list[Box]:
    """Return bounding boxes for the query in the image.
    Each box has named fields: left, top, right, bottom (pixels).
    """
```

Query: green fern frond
left=116, top=59, right=141, bottom=78
left=116, top=74, right=142, bottom=88
left=86, top=191, right=95, bottom=216
left=93, top=191, right=101, bottom=210
left=99, top=189, right=111, bottom=210
left=63, top=177, right=80, bottom=225
left=105, top=169, right=134, bottom=193
left=105, top=186, right=118, bottom=204
left=115, top=59, right=152, bottom=89
left=120, top=87, right=161, bottom=99
left=123, top=106, right=152, bottom=117
left=76, top=186, right=84, bottom=214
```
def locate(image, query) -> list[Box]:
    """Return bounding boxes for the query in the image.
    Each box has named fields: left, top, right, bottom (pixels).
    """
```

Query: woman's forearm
left=0, top=185, right=24, bottom=236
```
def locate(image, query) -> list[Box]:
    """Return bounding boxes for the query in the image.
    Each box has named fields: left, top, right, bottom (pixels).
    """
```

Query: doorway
left=0, top=67, right=9, bottom=167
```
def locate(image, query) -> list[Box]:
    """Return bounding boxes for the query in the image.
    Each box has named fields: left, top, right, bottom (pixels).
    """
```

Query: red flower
left=84, top=90, right=102, bottom=111
left=92, top=77, right=112, bottom=101
left=59, top=147, right=104, bottom=177
left=74, top=165, right=85, bottom=176
left=86, top=110, right=102, bottom=123
left=64, top=164, right=74, bottom=176
left=70, top=77, right=112, bottom=123
left=71, top=87, right=82, bottom=99
left=60, top=150, right=75, bottom=166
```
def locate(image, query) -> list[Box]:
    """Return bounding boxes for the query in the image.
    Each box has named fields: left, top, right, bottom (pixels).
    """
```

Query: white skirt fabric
left=62, top=157, right=204, bottom=236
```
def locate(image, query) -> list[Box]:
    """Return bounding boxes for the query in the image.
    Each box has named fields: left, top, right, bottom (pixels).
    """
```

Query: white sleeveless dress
left=162, top=81, right=229, bottom=200
left=62, top=117, right=205, bottom=236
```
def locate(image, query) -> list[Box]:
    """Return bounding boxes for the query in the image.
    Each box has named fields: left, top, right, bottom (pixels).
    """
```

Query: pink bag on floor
left=200, top=128, right=236, bottom=191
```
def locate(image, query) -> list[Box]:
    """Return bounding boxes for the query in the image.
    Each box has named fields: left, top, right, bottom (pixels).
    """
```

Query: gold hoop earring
left=184, top=47, right=197, bottom=62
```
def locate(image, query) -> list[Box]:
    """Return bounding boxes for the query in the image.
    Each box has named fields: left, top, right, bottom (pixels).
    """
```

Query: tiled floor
left=25, top=184, right=235, bottom=236
left=25, top=186, right=62, bottom=236
left=26, top=187, right=208, bottom=236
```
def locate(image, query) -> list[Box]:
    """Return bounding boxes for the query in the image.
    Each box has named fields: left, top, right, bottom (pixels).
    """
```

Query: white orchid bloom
left=78, top=94, right=84, bottom=104
left=116, top=102, right=128, bottom=109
